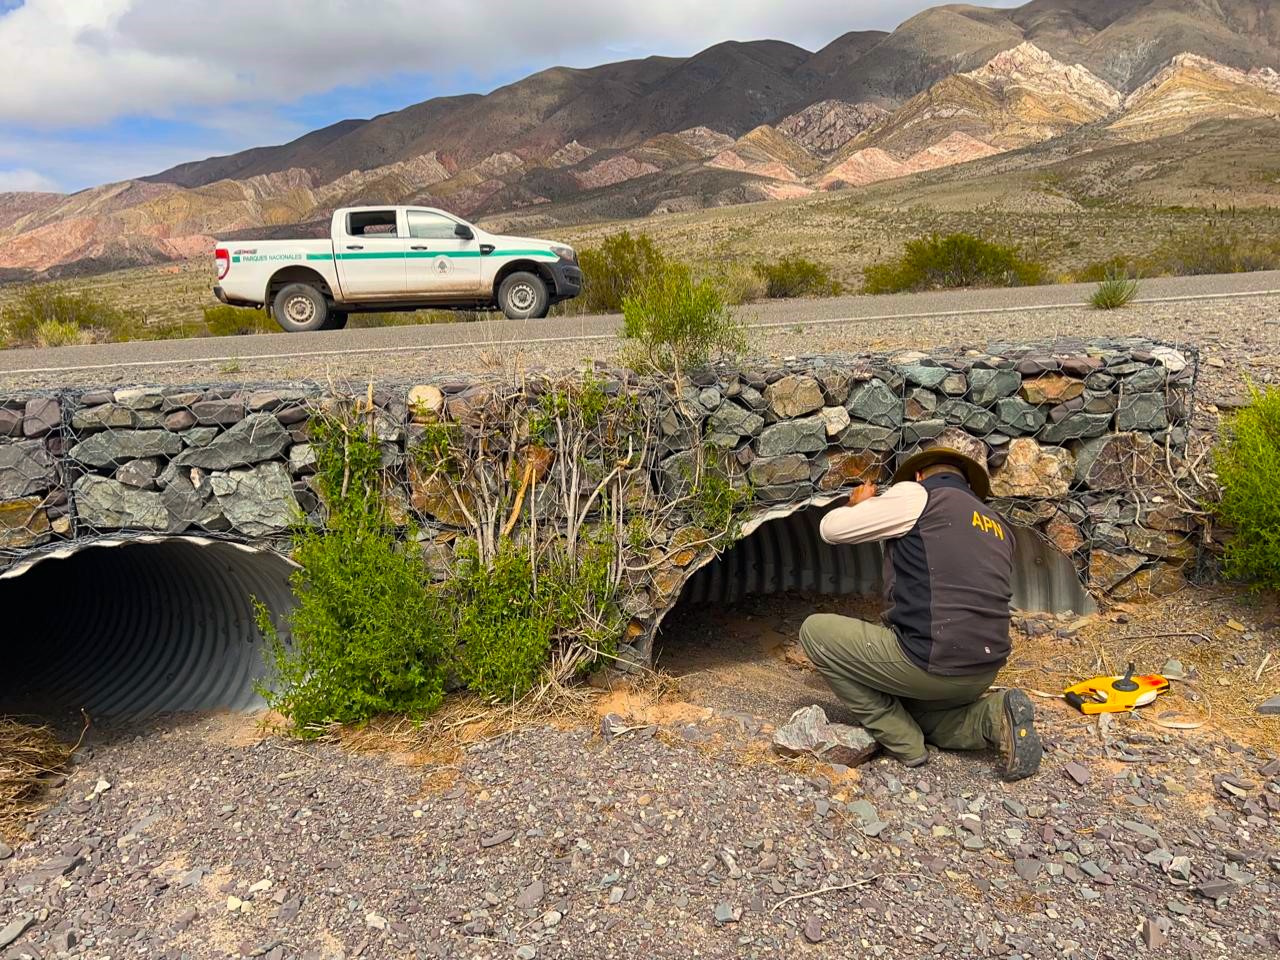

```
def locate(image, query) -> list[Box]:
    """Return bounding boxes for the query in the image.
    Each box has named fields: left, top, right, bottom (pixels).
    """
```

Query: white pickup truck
left=213, top=206, right=582, bottom=332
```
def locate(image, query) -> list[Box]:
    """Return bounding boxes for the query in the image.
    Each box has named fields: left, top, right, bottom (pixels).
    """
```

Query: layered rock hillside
left=3, top=0, right=1280, bottom=279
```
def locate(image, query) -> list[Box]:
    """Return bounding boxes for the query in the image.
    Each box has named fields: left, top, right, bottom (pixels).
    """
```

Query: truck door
left=335, top=209, right=407, bottom=298
left=404, top=210, right=485, bottom=297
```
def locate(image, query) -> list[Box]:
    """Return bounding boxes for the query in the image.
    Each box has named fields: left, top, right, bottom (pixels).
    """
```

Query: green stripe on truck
left=298, top=249, right=558, bottom=262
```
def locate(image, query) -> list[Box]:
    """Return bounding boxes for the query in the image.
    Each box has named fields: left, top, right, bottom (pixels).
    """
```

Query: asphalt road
left=3, top=270, right=1279, bottom=377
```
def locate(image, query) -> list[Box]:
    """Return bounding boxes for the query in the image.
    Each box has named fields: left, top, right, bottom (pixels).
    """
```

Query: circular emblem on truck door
left=435, top=257, right=451, bottom=273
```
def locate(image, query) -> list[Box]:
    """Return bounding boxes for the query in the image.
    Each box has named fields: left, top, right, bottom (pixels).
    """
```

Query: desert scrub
left=577, top=231, right=669, bottom=313
left=753, top=256, right=843, bottom=299
left=0, top=284, right=147, bottom=347
left=1213, top=386, right=1280, bottom=592
left=708, top=262, right=767, bottom=306
left=863, top=234, right=1047, bottom=294
left=257, top=412, right=450, bottom=734
left=1089, top=271, right=1139, bottom=310
left=202, top=304, right=275, bottom=337
left=621, top=261, right=744, bottom=372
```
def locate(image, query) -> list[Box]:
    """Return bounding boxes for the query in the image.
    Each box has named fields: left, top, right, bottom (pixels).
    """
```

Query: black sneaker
left=1000, top=689, right=1042, bottom=782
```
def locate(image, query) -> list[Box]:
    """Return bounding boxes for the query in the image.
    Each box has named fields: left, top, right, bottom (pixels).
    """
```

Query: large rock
left=1089, top=549, right=1145, bottom=592
left=937, top=399, right=998, bottom=435
left=210, top=462, right=298, bottom=537
left=899, top=364, right=950, bottom=389
left=70, top=430, right=183, bottom=468
left=838, top=423, right=900, bottom=452
left=707, top=402, right=764, bottom=440
left=23, top=398, right=60, bottom=438
left=0, top=407, right=22, bottom=438
left=0, top=440, right=54, bottom=498
left=1039, top=413, right=1111, bottom=443
left=903, top=419, right=946, bottom=445
left=904, top=388, right=938, bottom=421
left=748, top=455, right=810, bottom=487
left=73, top=475, right=168, bottom=531
left=772, top=705, right=878, bottom=767
left=0, top=497, right=50, bottom=549
left=820, top=405, right=851, bottom=438
left=764, top=375, right=824, bottom=419
left=191, top=399, right=246, bottom=426
left=846, top=380, right=902, bottom=428
left=1045, top=515, right=1085, bottom=556
left=410, top=460, right=478, bottom=526
left=995, top=398, right=1047, bottom=436
left=989, top=439, right=1075, bottom=498
left=408, top=385, right=446, bottom=423
left=968, top=368, right=1022, bottom=405
left=1074, top=433, right=1159, bottom=491
left=756, top=415, right=827, bottom=457
left=446, top=386, right=499, bottom=424
left=1126, top=525, right=1197, bottom=561
left=71, top=404, right=148, bottom=431
left=816, top=451, right=887, bottom=491
left=1116, top=392, right=1168, bottom=431
left=173, top=414, right=291, bottom=470
left=1111, top=562, right=1188, bottom=601
left=1021, top=374, right=1085, bottom=406
left=161, top=474, right=228, bottom=533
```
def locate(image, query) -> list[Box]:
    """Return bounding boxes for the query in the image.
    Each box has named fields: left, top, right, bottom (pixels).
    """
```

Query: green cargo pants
left=799, top=613, right=1004, bottom=761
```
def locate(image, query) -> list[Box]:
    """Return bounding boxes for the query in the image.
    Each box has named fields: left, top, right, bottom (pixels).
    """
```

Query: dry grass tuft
left=1, top=718, right=74, bottom=843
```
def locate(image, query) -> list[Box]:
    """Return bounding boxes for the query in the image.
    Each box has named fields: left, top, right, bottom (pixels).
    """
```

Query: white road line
left=3, top=287, right=1277, bottom=376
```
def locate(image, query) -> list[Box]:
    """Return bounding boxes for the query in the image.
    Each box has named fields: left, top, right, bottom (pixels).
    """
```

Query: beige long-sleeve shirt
left=819, top=483, right=929, bottom=546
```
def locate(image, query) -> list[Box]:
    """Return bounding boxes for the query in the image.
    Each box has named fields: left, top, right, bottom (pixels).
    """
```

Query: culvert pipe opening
left=1, top=539, right=296, bottom=721
left=656, top=502, right=1095, bottom=681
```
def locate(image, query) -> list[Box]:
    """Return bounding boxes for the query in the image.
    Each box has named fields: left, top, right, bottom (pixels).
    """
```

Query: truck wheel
left=498, top=272, right=549, bottom=320
left=323, top=311, right=349, bottom=331
left=272, top=283, right=329, bottom=333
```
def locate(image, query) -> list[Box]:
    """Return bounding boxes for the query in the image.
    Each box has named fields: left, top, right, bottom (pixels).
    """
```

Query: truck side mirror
left=454, top=224, right=474, bottom=240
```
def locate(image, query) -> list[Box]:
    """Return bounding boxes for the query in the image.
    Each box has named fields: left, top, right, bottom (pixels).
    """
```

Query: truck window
left=346, top=210, right=400, bottom=237
left=407, top=211, right=463, bottom=240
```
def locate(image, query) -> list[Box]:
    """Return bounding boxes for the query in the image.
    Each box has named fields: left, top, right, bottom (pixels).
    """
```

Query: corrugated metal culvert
left=677, top=501, right=1094, bottom=615
left=1, top=538, right=295, bottom=720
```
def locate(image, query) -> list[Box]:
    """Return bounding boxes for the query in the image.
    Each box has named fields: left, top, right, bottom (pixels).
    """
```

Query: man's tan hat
left=893, top=427, right=992, bottom=500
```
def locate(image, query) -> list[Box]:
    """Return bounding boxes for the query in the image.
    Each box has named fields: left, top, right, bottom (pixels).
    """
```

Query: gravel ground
left=2, top=606, right=1277, bottom=960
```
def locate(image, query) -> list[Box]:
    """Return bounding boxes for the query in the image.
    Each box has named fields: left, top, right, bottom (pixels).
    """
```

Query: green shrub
left=578, top=231, right=668, bottom=313
left=710, top=262, right=767, bottom=306
left=202, top=304, right=274, bottom=337
left=1151, top=227, right=1280, bottom=276
left=621, top=261, right=744, bottom=371
left=0, top=285, right=144, bottom=346
left=257, top=415, right=450, bottom=733
left=1072, top=256, right=1142, bottom=284
left=1213, top=386, right=1280, bottom=591
left=1089, top=272, right=1140, bottom=310
left=863, top=234, right=1047, bottom=294
left=753, top=256, right=843, bottom=299
left=34, top=319, right=85, bottom=348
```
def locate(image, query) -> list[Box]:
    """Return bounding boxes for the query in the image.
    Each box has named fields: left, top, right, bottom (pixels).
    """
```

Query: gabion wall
left=0, top=337, right=1201, bottom=668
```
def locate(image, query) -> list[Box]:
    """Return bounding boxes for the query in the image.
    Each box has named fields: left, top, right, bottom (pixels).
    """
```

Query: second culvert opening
left=654, top=500, right=1095, bottom=718
left=0, top=538, right=296, bottom=722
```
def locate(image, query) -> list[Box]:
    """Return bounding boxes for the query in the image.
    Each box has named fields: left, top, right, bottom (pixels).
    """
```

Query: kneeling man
left=801, top=437, right=1042, bottom=781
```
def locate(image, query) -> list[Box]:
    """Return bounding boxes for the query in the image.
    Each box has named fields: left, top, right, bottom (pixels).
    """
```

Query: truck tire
left=272, top=283, right=329, bottom=333
left=498, top=272, right=549, bottom=320
left=323, top=311, right=349, bottom=331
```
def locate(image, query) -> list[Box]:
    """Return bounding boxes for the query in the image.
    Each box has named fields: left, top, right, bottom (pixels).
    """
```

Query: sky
left=0, top=0, right=1008, bottom=193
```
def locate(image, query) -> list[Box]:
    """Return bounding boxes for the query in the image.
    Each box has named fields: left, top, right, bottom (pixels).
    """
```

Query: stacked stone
left=1, top=338, right=1201, bottom=614
left=0, top=396, right=67, bottom=551
left=58, top=387, right=328, bottom=542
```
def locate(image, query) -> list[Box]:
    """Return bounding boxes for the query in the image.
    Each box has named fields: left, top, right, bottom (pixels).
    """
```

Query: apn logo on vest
left=972, top=511, right=1005, bottom=540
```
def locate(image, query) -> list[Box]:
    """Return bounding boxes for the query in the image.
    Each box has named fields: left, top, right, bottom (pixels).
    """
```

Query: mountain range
left=3, top=0, right=1280, bottom=279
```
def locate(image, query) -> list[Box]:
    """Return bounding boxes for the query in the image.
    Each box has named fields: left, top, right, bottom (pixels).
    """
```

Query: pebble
left=714, top=901, right=739, bottom=924
left=0, top=842, right=12, bottom=860
left=516, top=879, right=545, bottom=909
left=481, top=829, right=516, bottom=848
left=1258, top=696, right=1280, bottom=716
left=1063, top=762, right=1091, bottom=786
left=1142, top=917, right=1169, bottom=949
left=804, top=915, right=825, bottom=943
left=0, top=916, right=34, bottom=950
left=515, top=947, right=537, bottom=960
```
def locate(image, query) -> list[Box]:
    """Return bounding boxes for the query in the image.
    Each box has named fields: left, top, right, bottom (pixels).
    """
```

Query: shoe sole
left=1001, top=690, right=1042, bottom=782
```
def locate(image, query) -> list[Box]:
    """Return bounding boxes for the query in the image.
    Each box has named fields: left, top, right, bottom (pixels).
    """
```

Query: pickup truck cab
left=213, top=206, right=582, bottom=332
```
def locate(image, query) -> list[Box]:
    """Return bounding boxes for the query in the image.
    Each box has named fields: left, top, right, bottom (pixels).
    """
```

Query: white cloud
left=0, top=167, right=61, bottom=192
left=0, top=0, right=994, bottom=127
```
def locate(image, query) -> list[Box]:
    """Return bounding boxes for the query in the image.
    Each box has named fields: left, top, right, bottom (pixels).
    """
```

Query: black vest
left=882, top=474, right=1014, bottom=676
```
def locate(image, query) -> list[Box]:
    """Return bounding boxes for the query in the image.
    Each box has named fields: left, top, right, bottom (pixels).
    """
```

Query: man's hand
left=849, top=482, right=878, bottom=506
